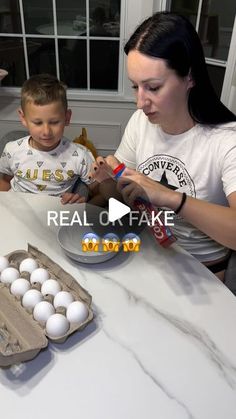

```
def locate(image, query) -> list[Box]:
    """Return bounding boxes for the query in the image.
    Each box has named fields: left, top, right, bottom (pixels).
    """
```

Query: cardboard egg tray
left=0, top=244, right=93, bottom=367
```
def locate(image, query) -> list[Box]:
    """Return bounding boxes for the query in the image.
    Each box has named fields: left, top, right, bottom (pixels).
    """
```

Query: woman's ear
left=18, top=108, right=27, bottom=127
left=187, top=70, right=195, bottom=89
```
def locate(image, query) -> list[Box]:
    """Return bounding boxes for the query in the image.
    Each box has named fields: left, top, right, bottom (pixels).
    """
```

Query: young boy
left=0, top=74, right=95, bottom=204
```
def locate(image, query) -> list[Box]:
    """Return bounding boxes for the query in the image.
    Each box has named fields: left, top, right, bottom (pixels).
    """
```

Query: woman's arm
left=117, top=168, right=236, bottom=251
left=178, top=192, right=236, bottom=250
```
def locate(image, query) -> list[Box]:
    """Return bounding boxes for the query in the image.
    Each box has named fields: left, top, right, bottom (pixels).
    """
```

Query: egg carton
left=0, top=244, right=93, bottom=367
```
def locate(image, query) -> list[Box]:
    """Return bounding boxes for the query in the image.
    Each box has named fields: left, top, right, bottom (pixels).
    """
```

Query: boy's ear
left=18, top=108, right=27, bottom=127
left=65, top=109, right=72, bottom=126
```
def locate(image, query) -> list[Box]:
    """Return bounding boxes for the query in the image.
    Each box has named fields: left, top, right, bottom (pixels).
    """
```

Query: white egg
left=10, top=278, right=30, bottom=296
left=0, top=256, right=9, bottom=272
left=53, top=291, right=74, bottom=309
left=19, top=258, right=38, bottom=274
left=22, top=289, right=43, bottom=309
left=66, top=301, right=89, bottom=324
left=33, top=301, right=55, bottom=323
left=30, top=268, right=50, bottom=285
left=46, top=313, right=70, bottom=338
left=1, top=267, right=19, bottom=284
left=41, top=279, right=61, bottom=296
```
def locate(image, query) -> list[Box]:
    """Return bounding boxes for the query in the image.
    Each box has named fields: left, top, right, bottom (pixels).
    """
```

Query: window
left=165, top=0, right=236, bottom=98
left=0, top=0, right=121, bottom=92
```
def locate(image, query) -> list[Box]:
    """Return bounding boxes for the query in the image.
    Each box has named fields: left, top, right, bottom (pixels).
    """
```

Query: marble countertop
left=0, top=192, right=236, bottom=419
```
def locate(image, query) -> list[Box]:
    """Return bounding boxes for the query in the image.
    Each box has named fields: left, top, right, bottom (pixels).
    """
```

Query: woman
left=91, top=12, right=236, bottom=280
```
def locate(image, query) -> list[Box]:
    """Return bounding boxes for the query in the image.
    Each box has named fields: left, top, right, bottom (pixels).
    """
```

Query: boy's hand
left=0, top=174, right=12, bottom=191
left=60, top=192, right=86, bottom=205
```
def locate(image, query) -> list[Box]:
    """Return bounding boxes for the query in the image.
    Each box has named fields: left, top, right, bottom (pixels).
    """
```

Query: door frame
left=157, top=1, right=236, bottom=111
left=221, top=15, right=236, bottom=109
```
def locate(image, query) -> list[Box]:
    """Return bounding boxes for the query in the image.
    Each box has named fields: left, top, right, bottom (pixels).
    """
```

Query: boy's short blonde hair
left=21, top=74, right=68, bottom=111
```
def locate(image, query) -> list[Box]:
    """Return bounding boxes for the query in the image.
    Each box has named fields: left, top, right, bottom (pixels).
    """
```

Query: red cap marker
left=113, top=163, right=126, bottom=178
left=113, top=164, right=176, bottom=248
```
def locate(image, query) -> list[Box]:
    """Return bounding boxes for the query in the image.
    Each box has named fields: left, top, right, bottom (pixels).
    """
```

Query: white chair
left=0, top=130, right=28, bottom=155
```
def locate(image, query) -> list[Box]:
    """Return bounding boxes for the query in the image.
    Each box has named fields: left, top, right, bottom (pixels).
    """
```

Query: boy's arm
left=0, top=173, right=12, bottom=191
left=60, top=181, right=108, bottom=206
left=87, top=179, right=122, bottom=206
left=87, top=181, right=108, bottom=206
left=60, top=177, right=122, bottom=206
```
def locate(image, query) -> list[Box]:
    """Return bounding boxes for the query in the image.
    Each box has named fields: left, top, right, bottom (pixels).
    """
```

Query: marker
left=113, top=163, right=176, bottom=248
left=113, top=163, right=126, bottom=179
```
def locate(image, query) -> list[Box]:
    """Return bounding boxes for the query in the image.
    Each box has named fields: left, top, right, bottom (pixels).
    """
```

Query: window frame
left=157, top=0, right=236, bottom=105
left=0, top=0, right=154, bottom=102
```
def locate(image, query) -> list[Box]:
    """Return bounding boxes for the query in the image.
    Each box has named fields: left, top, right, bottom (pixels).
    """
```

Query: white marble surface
left=0, top=192, right=236, bottom=419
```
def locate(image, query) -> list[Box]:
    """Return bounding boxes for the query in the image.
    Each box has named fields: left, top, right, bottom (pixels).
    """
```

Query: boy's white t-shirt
left=115, top=110, right=236, bottom=262
left=0, top=136, right=94, bottom=195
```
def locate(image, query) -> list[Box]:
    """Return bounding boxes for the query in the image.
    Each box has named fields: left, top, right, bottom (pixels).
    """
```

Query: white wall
left=221, top=15, right=236, bottom=112
left=152, top=0, right=163, bottom=12
left=228, top=62, right=236, bottom=113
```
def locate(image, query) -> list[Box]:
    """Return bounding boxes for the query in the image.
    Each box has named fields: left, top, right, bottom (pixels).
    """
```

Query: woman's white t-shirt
left=115, top=110, right=236, bottom=262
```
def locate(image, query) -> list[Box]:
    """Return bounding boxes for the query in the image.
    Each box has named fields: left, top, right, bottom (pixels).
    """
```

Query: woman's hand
left=88, top=155, right=126, bottom=202
left=116, top=168, right=236, bottom=251
left=117, top=167, right=181, bottom=209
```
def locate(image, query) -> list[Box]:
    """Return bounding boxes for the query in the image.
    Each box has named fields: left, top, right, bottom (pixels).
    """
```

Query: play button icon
left=108, top=198, right=131, bottom=222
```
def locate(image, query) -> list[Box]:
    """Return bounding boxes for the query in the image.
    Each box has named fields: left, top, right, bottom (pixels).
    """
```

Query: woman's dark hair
left=124, top=12, right=236, bottom=124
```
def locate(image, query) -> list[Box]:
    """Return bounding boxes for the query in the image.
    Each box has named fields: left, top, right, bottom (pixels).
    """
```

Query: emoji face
left=102, top=233, right=120, bottom=252
left=82, top=233, right=100, bottom=252
left=122, top=233, right=141, bottom=252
